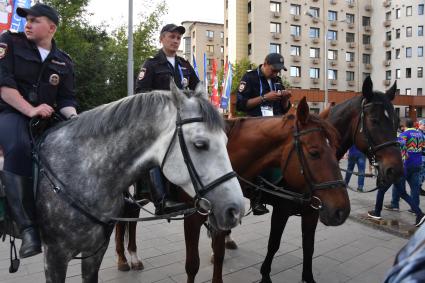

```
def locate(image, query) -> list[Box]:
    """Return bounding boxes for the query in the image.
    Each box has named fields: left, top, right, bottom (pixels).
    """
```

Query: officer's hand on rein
left=29, top=104, right=54, bottom=118
left=264, top=91, right=283, bottom=102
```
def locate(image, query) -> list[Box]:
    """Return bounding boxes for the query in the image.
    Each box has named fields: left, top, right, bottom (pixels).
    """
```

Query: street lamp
left=305, top=11, right=328, bottom=108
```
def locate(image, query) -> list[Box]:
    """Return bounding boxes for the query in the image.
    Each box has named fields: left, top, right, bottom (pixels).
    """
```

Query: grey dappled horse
left=35, top=82, right=245, bottom=282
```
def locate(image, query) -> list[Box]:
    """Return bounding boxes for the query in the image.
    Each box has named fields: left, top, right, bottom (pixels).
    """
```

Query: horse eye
left=370, top=118, right=379, bottom=125
left=194, top=140, right=209, bottom=150
left=309, top=150, right=320, bottom=159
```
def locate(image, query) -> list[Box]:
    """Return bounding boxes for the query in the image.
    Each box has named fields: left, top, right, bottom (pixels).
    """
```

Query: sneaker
left=368, top=210, right=382, bottom=220
left=415, top=213, right=425, bottom=227
left=383, top=204, right=400, bottom=211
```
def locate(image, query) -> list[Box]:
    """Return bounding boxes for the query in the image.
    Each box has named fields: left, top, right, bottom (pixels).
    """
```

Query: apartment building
left=225, top=0, right=425, bottom=119
left=181, top=21, right=225, bottom=84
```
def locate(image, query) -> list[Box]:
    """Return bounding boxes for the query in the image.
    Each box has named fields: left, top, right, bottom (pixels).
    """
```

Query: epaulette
left=58, top=50, right=73, bottom=61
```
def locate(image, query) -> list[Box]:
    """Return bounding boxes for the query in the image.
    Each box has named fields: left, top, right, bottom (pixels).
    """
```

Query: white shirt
left=166, top=56, right=175, bottom=68
left=38, top=47, right=50, bottom=62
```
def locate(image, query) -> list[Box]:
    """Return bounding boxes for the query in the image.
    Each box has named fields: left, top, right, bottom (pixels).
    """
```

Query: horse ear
left=194, top=82, right=208, bottom=100
left=385, top=81, right=397, bottom=101
left=362, top=76, right=373, bottom=101
left=296, top=97, right=310, bottom=125
left=170, top=78, right=184, bottom=106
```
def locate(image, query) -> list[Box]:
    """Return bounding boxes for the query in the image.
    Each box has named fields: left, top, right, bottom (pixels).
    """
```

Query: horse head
left=355, top=76, right=403, bottom=186
left=161, top=81, right=245, bottom=231
left=282, top=97, right=350, bottom=226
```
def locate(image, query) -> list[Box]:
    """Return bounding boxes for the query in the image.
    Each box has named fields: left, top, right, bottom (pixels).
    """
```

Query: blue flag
left=203, top=53, right=208, bottom=94
left=10, top=0, right=31, bottom=32
left=192, top=54, right=199, bottom=79
left=220, top=62, right=232, bottom=110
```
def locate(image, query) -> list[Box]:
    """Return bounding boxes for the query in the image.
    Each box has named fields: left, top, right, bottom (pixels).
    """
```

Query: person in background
left=344, top=145, right=366, bottom=192
left=418, top=119, right=425, bottom=196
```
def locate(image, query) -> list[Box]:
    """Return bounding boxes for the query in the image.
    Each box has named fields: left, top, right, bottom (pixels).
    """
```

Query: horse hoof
left=118, top=262, right=130, bottom=271
left=225, top=240, right=238, bottom=250
left=131, top=261, right=144, bottom=270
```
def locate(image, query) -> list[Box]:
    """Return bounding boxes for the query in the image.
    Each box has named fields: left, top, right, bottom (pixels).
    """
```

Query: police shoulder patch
left=238, top=81, right=247, bottom=92
left=0, top=43, right=8, bottom=59
left=138, top=68, right=146, bottom=80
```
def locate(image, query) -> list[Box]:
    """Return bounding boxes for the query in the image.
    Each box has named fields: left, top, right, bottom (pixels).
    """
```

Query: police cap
left=265, top=53, right=287, bottom=71
left=17, top=3, right=59, bottom=25
left=160, top=24, right=185, bottom=35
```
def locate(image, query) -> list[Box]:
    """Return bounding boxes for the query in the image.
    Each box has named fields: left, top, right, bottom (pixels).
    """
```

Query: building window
left=290, top=45, right=301, bottom=56
left=220, top=32, right=224, bottom=39
left=328, top=69, right=337, bottom=80
left=386, top=70, right=392, bottom=80
left=406, top=6, right=412, bottom=16
left=225, top=37, right=228, bottom=46
left=363, top=34, right=370, bottom=44
left=362, top=53, right=371, bottom=64
left=269, top=43, right=281, bottom=54
left=310, top=48, right=320, bottom=58
left=328, top=49, right=338, bottom=60
left=193, top=45, right=195, bottom=53
left=406, top=88, right=412, bottom=95
left=328, top=10, right=337, bottom=21
left=248, top=1, right=251, bottom=13
left=270, top=1, right=280, bottom=13
left=290, top=4, right=301, bottom=15
left=220, top=46, right=224, bottom=53
left=419, top=46, right=424, bottom=57
left=310, top=68, right=320, bottom=78
left=248, top=22, right=251, bottom=34
left=406, top=26, right=412, bottom=37
left=290, top=66, right=301, bottom=77
left=346, top=13, right=355, bottom=23
left=396, top=8, right=401, bottom=19
left=362, top=16, right=371, bottom=26
left=291, top=25, right=301, bottom=36
left=419, top=67, right=424, bottom=78
left=327, top=30, right=337, bottom=40
left=396, top=29, right=401, bottom=38
left=184, top=37, right=191, bottom=54
left=419, top=26, right=424, bottom=36
left=418, top=88, right=423, bottom=96
left=206, top=30, right=214, bottom=38
left=346, top=71, right=355, bottom=81
left=248, top=43, right=252, bottom=55
left=192, top=31, right=195, bottom=39
left=270, top=22, right=281, bottom=33
left=386, top=11, right=391, bottom=21
left=386, top=51, right=392, bottom=60
left=406, top=68, right=412, bottom=78
left=207, top=45, right=214, bottom=53
left=417, top=107, right=423, bottom=117
left=310, top=7, right=320, bottom=18
left=309, top=27, right=320, bottom=38
left=386, top=31, right=392, bottom=41
left=406, top=47, right=412, bottom=58
left=346, top=32, right=355, bottom=42
left=346, top=52, right=354, bottom=62
left=419, top=4, right=424, bottom=15
left=396, top=48, right=401, bottom=59
left=396, top=69, right=401, bottom=79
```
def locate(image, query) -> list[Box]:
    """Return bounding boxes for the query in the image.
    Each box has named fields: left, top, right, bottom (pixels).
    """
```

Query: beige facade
left=181, top=21, right=224, bottom=84
left=225, top=0, right=425, bottom=114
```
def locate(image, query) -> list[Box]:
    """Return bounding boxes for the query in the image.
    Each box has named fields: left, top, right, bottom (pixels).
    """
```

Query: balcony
left=291, top=55, right=301, bottom=62
left=364, top=25, right=372, bottom=32
left=312, top=17, right=319, bottom=24
left=383, top=40, right=391, bottom=47
left=365, top=64, right=372, bottom=70
left=330, top=79, right=338, bottom=85
left=348, top=23, right=355, bottom=29
left=312, top=38, right=320, bottom=44
left=365, top=4, right=372, bottom=11
left=383, top=20, right=391, bottom=27
left=272, top=32, right=281, bottom=39
left=347, top=80, right=355, bottom=87
left=292, top=14, right=300, bottom=21
left=330, top=40, right=338, bottom=46
left=207, top=36, right=213, bottom=42
left=383, top=60, right=391, bottom=67
left=330, top=60, right=338, bottom=66
left=330, top=21, right=338, bottom=27
left=311, top=78, right=320, bottom=84
left=383, top=0, right=391, bottom=7
left=348, top=42, right=356, bottom=48
left=272, top=11, right=280, bottom=18
left=383, top=80, right=391, bottom=86
left=291, top=35, right=301, bottom=41
left=292, top=77, right=301, bottom=84
left=348, top=1, right=355, bottom=8
left=330, top=0, right=337, bottom=5
left=312, top=58, right=320, bottom=65
left=364, top=44, right=372, bottom=50
left=348, top=62, right=355, bottom=68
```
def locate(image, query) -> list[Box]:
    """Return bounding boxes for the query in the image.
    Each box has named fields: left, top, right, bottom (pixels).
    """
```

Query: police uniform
left=0, top=31, right=77, bottom=177
left=135, top=49, right=199, bottom=92
left=236, top=65, right=290, bottom=117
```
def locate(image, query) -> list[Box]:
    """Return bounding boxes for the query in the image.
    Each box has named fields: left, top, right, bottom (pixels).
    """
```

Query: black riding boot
left=251, top=177, right=269, bottom=216
left=0, top=171, right=41, bottom=258
left=148, top=167, right=188, bottom=215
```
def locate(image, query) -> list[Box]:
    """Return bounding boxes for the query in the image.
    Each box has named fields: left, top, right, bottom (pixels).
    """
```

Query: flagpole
left=127, top=0, right=134, bottom=96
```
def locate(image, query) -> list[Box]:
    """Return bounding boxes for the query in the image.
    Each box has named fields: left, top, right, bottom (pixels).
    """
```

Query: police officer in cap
left=0, top=3, right=77, bottom=258
left=236, top=53, right=291, bottom=215
left=135, top=23, right=199, bottom=215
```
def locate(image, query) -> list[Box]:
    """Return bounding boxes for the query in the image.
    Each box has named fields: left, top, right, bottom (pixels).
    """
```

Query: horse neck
left=227, top=117, right=292, bottom=178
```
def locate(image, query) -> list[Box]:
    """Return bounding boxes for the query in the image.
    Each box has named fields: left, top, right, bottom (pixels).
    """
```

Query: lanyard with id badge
left=258, top=68, right=274, bottom=117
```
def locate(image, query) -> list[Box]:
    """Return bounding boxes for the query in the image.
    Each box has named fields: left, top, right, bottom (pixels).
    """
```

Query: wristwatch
left=261, top=96, right=266, bottom=104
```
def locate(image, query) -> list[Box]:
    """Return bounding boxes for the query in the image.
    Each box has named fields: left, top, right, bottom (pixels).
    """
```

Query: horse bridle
left=280, top=123, right=346, bottom=209
left=160, top=109, right=237, bottom=215
left=353, top=98, right=399, bottom=165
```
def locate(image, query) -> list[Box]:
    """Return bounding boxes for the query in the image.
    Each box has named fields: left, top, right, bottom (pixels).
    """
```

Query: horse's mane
left=67, top=90, right=224, bottom=138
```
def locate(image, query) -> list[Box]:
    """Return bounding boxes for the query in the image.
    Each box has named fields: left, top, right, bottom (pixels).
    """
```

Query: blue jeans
left=391, top=166, right=421, bottom=209
left=374, top=179, right=422, bottom=216
left=344, top=155, right=366, bottom=189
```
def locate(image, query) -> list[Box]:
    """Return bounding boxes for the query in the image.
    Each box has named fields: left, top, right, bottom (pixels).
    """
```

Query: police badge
left=138, top=68, right=146, bottom=80
left=182, top=77, right=189, bottom=88
left=238, top=81, right=246, bottom=92
left=49, top=74, right=60, bottom=86
left=0, top=43, right=7, bottom=59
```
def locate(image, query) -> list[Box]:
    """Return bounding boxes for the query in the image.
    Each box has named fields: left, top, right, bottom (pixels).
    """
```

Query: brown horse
left=114, top=97, right=350, bottom=282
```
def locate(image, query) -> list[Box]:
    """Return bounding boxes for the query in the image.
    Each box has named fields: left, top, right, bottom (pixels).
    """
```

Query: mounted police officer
left=135, top=24, right=199, bottom=215
left=236, top=53, right=291, bottom=215
left=0, top=4, right=77, bottom=258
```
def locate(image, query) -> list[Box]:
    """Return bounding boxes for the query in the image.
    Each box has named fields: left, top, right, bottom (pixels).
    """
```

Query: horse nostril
left=226, top=207, right=240, bottom=222
left=336, top=209, right=346, bottom=223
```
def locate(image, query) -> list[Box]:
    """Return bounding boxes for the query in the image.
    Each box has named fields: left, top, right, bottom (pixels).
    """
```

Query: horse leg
left=115, top=222, right=130, bottom=271
left=128, top=220, right=144, bottom=270
left=301, top=211, right=319, bottom=283
left=211, top=231, right=226, bottom=283
left=81, top=239, right=110, bottom=283
left=260, top=205, right=289, bottom=283
left=184, top=214, right=206, bottom=283
left=44, top=245, right=69, bottom=283
left=224, top=230, right=238, bottom=250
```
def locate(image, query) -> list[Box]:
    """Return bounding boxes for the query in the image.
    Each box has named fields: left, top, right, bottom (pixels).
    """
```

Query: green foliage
left=230, top=58, right=255, bottom=94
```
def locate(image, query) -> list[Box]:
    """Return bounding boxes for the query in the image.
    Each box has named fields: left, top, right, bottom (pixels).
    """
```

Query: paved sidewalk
left=0, top=159, right=422, bottom=282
